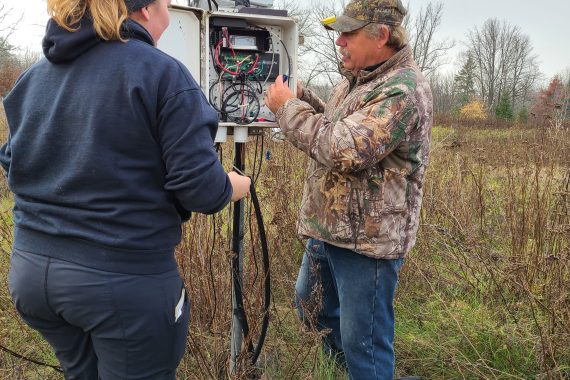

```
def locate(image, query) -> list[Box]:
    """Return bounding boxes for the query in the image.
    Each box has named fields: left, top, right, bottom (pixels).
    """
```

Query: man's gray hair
left=362, top=23, right=408, bottom=50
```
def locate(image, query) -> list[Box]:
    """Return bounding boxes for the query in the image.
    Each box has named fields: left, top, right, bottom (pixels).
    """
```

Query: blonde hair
left=47, top=0, right=129, bottom=41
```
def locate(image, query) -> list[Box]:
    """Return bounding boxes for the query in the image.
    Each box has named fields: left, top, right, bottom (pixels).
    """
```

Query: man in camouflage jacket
left=266, top=0, right=432, bottom=378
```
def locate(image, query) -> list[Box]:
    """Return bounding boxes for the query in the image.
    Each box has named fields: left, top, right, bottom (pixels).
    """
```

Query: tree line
left=1, top=0, right=569, bottom=127
left=276, top=0, right=569, bottom=128
left=0, top=3, right=41, bottom=98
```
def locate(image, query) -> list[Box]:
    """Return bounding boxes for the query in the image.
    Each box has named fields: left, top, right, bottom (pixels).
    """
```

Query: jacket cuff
left=275, top=98, right=305, bottom=123
left=299, top=88, right=314, bottom=103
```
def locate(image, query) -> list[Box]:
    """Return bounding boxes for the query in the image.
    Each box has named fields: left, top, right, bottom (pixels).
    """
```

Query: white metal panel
left=158, top=6, right=298, bottom=128
left=158, top=9, right=202, bottom=82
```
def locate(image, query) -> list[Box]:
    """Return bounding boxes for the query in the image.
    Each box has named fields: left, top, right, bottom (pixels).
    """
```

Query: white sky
left=409, top=0, right=570, bottom=82
left=2, top=0, right=569, bottom=81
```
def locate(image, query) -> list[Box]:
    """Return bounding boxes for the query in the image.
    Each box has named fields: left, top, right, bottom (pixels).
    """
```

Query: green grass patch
left=396, top=290, right=539, bottom=379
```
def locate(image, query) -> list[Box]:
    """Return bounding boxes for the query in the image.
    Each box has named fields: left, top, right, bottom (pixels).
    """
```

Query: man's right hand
left=228, top=171, right=251, bottom=201
left=265, top=75, right=295, bottom=114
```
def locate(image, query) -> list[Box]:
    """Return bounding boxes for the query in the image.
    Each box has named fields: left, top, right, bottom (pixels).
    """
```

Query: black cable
left=252, top=135, right=260, bottom=186
left=231, top=179, right=271, bottom=365
left=247, top=181, right=271, bottom=364
left=207, top=213, right=218, bottom=333
left=209, top=28, right=268, bottom=124
left=254, top=133, right=265, bottom=185
left=222, top=84, right=261, bottom=124
left=247, top=189, right=260, bottom=285
left=0, top=344, right=63, bottom=373
left=231, top=144, right=255, bottom=354
left=249, top=24, right=292, bottom=85
left=279, top=37, right=292, bottom=79
left=209, top=54, right=262, bottom=124
left=230, top=159, right=271, bottom=365
left=251, top=74, right=263, bottom=94
left=249, top=134, right=264, bottom=186
left=209, top=75, right=224, bottom=114
left=246, top=135, right=265, bottom=285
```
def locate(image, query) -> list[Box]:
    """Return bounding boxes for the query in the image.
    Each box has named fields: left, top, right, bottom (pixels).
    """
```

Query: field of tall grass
left=0, top=101, right=568, bottom=379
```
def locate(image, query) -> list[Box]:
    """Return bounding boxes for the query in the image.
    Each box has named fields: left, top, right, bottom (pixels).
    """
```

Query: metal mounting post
left=230, top=141, right=245, bottom=375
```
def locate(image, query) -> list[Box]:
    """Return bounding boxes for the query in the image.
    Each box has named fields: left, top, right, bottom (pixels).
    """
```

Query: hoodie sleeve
left=157, top=88, right=231, bottom=215
left=0, top=136, right=11, bottom=175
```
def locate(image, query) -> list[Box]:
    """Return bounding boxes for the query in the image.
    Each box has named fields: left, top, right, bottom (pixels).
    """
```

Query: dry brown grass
left=0, top=103, right=6, bottom=140
left=0, top=113, right=569, bottom=378
left=397, top=125, right=570, bottom=379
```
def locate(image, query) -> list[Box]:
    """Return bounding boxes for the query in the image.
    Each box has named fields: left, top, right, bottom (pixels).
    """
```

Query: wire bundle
left=209, top=28, right=263, bottom=125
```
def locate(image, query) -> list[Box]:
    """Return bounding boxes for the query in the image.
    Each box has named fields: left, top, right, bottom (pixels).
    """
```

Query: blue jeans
left=295, top=239, right=404, bottom=380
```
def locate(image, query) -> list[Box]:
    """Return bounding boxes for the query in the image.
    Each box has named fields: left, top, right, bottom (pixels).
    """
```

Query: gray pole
left=230, top=142, right=246, bottom=375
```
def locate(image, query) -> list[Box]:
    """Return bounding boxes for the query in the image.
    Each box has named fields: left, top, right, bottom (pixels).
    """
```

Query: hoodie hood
left=42, top=17, right=154, bottom=64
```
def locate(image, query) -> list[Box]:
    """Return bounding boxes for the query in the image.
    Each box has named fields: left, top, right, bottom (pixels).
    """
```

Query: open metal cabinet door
left=158, top=6, right=204, bottom=86
left=158, top=4, right=298, bottom=129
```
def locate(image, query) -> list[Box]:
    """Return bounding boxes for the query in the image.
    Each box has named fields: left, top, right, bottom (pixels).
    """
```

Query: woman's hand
left=227, top=171, right=251, bottom=201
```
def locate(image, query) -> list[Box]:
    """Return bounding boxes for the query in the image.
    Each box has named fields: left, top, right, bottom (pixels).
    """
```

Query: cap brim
left=322, top=15, right=369, bottom=32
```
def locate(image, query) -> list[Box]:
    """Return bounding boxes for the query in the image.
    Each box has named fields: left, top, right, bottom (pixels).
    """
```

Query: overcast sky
left=409, top=0, right=570, bottom=81
left=2, top=0, right=569, bottom=82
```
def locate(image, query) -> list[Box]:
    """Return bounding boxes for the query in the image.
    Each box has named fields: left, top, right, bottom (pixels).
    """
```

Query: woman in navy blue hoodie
left=0, top=0, right=251, bottom=378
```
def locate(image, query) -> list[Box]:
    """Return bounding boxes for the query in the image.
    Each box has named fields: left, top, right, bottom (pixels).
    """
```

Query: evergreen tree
left=517, top=106, right=529, bottom=124
left=495, top=93, right=514, bottom=121
left=452, top=55, right=476, bottom=113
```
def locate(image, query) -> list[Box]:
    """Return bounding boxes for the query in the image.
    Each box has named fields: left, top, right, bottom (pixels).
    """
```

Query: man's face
left=335, top=27, right=380, bottom=73
left=145, top=0, right=172, bottom=44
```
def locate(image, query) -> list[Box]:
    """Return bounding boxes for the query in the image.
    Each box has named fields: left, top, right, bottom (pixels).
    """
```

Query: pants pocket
left=161, top=275, right=191, bottom=368
left=172, top=290, right=190, bottom=367
left=101, top=270, right=191, bottom=377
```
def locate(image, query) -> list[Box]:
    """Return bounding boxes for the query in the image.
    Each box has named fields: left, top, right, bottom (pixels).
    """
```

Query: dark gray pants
left=8, top=249, right=190, bottom=380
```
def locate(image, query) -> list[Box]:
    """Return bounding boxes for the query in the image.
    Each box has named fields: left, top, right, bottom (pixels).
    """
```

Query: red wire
left=213, top=29, right=260, bottom=122
left=215, top=28, right=260, bottom=77
left=215, top=41, right=241, bottom=75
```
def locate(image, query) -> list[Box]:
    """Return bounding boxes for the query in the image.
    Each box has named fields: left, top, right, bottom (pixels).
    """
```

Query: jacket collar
left=120, top=19, right=155, bottom=46
left=342, top=45, right=413, bottom=87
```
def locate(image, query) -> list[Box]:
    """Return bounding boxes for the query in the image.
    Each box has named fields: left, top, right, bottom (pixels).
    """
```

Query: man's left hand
left=265, top=75, right=295, bottom=114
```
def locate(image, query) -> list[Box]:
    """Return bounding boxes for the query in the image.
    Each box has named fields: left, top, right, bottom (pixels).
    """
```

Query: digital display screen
left=230, top=35, right=257, bottom=48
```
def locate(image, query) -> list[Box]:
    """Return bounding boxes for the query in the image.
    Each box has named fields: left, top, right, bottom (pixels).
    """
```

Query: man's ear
left=377, top=25, right=390, bottom=48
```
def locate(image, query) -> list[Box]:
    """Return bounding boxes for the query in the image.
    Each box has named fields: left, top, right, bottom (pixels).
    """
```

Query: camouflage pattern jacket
left=275, top=46, right=433, bottom=259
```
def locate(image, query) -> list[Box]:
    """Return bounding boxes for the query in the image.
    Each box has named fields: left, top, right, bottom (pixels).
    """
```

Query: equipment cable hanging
left=0, top=343, right=63, bottom=373
left=231, top=169, right=271, bottom=365
left=209, top=28, right=263, bottom=125
left=250, top=23, right=292, bottom=82
left=207, top=20, right=277, bottom=367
